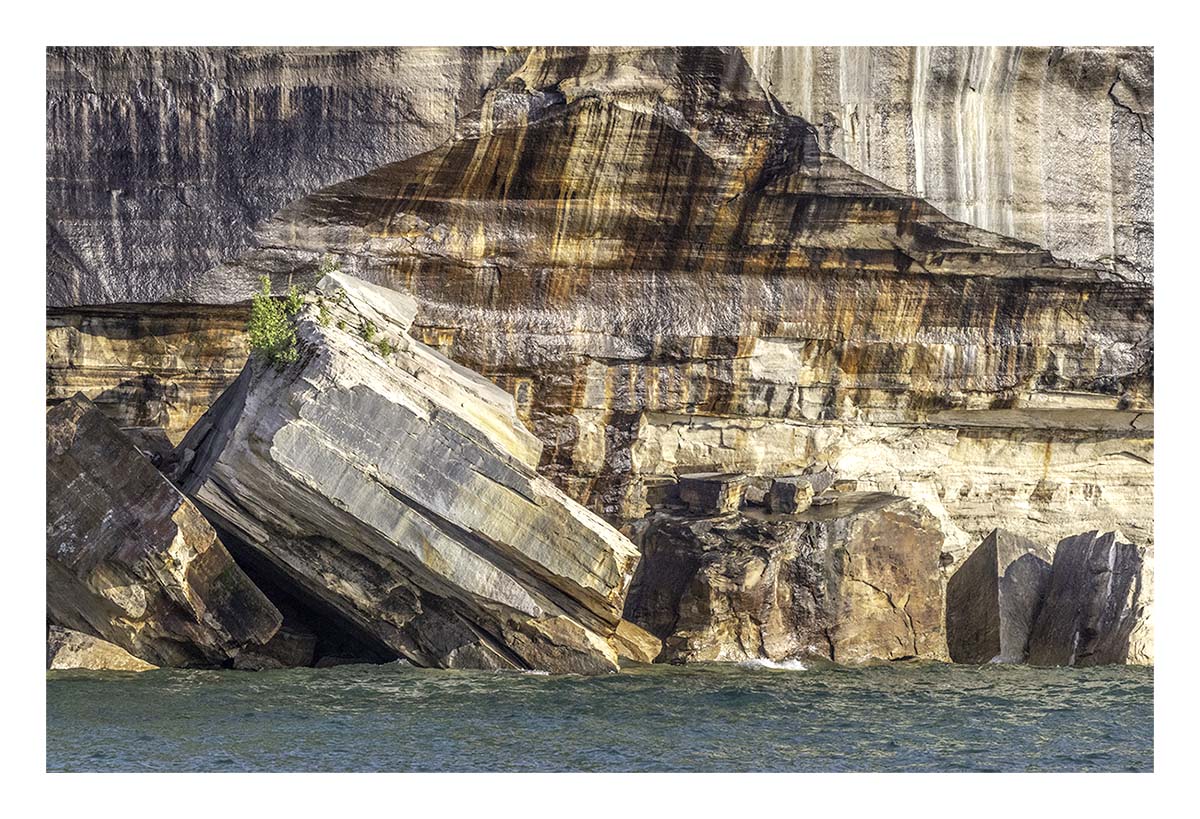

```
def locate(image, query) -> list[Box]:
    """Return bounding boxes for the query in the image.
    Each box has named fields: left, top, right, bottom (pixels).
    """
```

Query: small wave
left=738, top=658, right=807, bottom=671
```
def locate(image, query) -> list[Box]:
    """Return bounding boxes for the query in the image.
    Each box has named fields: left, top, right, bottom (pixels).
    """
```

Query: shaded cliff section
left=46, top=45, right=1153, bottom=309
left=47, top=46, right=522, bottom=306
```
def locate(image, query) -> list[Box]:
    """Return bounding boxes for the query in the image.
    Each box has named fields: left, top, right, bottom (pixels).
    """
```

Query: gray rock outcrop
left=172, top=272, right=643, bottom=674
left=1026, top=531, right=1147, bottom=666
left=47, top=625, right=157, bottom=672
left=946, top=529, right=1053, bottom=664
left=47, top=395, right=282, bottom=667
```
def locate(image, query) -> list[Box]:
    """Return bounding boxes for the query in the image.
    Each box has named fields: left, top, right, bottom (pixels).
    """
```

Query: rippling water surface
left=46, top=661, right=1152, bottom=772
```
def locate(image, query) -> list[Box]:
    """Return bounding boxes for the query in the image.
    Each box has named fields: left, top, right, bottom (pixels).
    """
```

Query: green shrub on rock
left=248, top=276, right=303, bottom=368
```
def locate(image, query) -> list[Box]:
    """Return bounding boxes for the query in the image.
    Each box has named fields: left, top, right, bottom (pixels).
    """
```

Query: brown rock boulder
left=625, top=493, right=948, bottom=664
left=946, top=529, right=1053, bottom=663
left=47, top=395, right=282, bottom=667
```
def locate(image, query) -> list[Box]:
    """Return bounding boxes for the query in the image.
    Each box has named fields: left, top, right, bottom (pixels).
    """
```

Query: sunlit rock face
left=204, top=47, right=1151, bottom=558
left=46, top=46, right=517, bottom=306
left=46, top=304, right=250, bottom=458
left=172, top=273, right=642, bottom=674
left=47, top=395, right=282, bottom=667
left=742, top=46, right=1153, bottom=283
left=44, top=46, right=1154, bottom=662
left=626, top=493, right=949, bottom=664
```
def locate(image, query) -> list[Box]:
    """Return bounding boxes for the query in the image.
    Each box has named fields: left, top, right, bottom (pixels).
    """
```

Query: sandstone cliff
left=45, top=46, right=1154, bottom=667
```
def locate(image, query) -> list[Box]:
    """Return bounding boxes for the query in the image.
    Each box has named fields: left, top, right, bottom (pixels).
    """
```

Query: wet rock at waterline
left=946, top=529, right=1053, bottom=664
left=47, top=395, right=283, bottom=667
left=172, top=272, right=643, bottom=674
left=47, top=626, right=158, bottom=672
left=1026, top=531, right=1148, bottom=667
left=624, top=493, right=948, bottom=664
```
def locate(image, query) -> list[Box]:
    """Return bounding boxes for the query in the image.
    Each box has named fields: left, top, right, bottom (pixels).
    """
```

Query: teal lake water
left=46, top=661, right=1152, bottom=772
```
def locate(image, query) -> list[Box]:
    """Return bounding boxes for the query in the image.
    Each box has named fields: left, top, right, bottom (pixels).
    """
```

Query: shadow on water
left=46, top=661, right=1153, bottom=773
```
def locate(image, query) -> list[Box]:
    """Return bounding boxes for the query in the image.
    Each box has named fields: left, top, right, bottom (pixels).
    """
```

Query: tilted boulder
left=1026, top=531, right=1148, bottom=666
left=47, top=395, right=282, bottom=667
left=625, top=493, right=948, bottom=664
left=946, top=529, right=1053, bottom=664
left=47, top=626, right=157, bottom=672
left=173, top=272, right=643, bottom=674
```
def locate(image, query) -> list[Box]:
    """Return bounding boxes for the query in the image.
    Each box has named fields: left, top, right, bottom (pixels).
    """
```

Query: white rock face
left=174, top=272, right=643, bottom=673
left=630, top=411, right=1153, bottom=566
left=743, top=46, right=1153, bottom=282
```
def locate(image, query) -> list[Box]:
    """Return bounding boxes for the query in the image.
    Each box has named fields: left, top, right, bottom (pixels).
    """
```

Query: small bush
left=317, top=298, right=331, bottom=327
left=248, top=276, right=302, bottom=368
left=318, top=254, right=340, bottom=276
left=377, top=338, right=393, bottom=357
left=336, top=319, right=347, bottom=331
left=360, top=319, right=376, bottom=343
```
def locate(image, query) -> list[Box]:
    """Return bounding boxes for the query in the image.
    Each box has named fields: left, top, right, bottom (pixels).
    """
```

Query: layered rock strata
left=625, top=493, right=948, bottom=664
left=47, top=394, right=282, bottom=667
left=1026, top=531, right=1147, bottom=666
left=945, top=529, right=1053, bottom=664
left=47, top=625, right=158, bottom=672
left=44, top=46, right=1155, bottom=666
left=47, top=46, right=517, bottom=306
left=172, top=272, right=643, bottom=674
left=743, top=46, right=1153, bottom=282
left=201, top=47, right=1151, bottom=563
left=47, top=46, right=1154, bottom=305
left=46, top=304, right=250, bottom=458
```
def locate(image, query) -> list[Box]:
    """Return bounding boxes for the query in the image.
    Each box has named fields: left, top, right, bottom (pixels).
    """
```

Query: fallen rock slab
left=47, top=395, right=282, bottom=667
left=1026, top=531, right=1147, bottom=666
left=946, top=529, right=1053, bottom=663
left=47, top=626, right=157, bottom=672
left=173, top=272, right=642, bottom=674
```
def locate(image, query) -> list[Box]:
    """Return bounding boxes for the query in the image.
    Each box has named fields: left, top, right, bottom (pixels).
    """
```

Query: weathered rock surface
left=47, top=46, right=1154, bottom=306
left=173, top=272, right=642, bottom=673
left=1026, top=531, right=1148, bottom=666
left=678, top=473, right=747, bottom=516
left=47, top=395, right=282, bottom=667
left=45, top=47, right=1153, bottom=580
left=743, top=46, right=1154, bottom=282
left=47, top=304, right=251, bottom=459
left=47, top=625, right=157, bottom=672
left=768, top=476, right=816, bottom=514
left=44, top=46, right=1154, bottom=665
left=625, top=493, right=948, bottom=664
left=47, top=46, right=517, bottom=306
left=946, top=529, right=1052, bottom=664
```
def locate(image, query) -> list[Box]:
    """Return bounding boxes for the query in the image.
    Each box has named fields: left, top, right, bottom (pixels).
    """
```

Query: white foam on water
left=738, top=658, right=807, bottom=671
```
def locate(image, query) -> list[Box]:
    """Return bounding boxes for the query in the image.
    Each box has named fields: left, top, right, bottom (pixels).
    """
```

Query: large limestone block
left=47, top=626, right=157, bottom=672
left=173, top=272, right=642, bottom=674
left=47, top=395, right=282, bottom=667
left=625, top=493, right=948, bottom=664
left=946, top=529, right=1053, bottom=664
left=1026, top=531, right=1148, bottom=666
